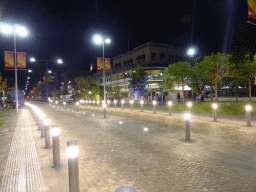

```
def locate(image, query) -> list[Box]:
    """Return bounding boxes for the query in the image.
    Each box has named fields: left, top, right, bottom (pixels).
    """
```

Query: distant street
left=33, top=102, right=256, bottom=191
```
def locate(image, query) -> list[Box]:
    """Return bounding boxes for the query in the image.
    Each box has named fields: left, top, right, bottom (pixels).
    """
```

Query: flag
left=97, top=57, right=111, bottom=70
left=90, top=64, right=93, bottom=72
left=17, top=52, right=26, bottom=68
left=248, top=0, right=256, bottom=20
left=4, top=51, right=14, bottom=68
left=105, top=58, right=111, bottom=71
left=43, top=76, right=51, bottom=82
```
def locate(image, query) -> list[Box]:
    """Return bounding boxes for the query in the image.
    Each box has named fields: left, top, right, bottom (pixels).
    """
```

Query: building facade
left=94, top=42, right=187, bottom=101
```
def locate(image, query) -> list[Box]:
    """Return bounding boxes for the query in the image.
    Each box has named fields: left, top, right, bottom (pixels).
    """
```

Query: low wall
left=205, top=97, right=256, bottom=102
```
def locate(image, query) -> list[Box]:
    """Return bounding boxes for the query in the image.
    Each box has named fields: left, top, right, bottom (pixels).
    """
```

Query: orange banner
left=4, top=51, right=14, bottom=68
left=17, top=52, right=26, bottom=68
left=97, top=57, right=111, bottom=71
left=248, top=0, right=256, bottom=20
left=43, top=76, right=51, bottom=82
left=105, top=58, right=111, bottom=71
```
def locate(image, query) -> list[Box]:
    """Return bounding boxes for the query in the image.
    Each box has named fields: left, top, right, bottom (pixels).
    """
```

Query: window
left=151, top=53, right=156, bottom=61
left=160, top=53, right=166, bottom=61
left=136, top=55, right=141, bottom=63
left=141, top=54, right=146, bottom=62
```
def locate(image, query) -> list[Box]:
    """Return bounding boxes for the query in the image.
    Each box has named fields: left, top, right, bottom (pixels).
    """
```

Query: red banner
left=97, top=57, right=111, bottom=71
left=43, top=76, right=51, bottom=82
left=4, top=51, right=14, bottom=68
left=248, top=0, right=256, bottom=20
left=17, top=52, right=26, bottom=68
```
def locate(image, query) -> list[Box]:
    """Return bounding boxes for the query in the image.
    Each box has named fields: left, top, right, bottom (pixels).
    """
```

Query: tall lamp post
left=187, top=47, right=196, bottom=101
left=30, top=58, right=63, bottom=100
left=1, top=24, right=28, bottom=113
left=93, top=35, right=111, bottom=102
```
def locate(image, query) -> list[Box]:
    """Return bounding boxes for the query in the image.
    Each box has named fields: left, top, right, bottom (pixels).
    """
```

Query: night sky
left=0, top=0, right=254, bottom=90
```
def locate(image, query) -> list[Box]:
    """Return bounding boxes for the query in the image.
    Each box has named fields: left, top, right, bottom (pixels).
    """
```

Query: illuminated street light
left=1, top=23, right=28, bottom=113
left=93, top=34, right=111, bottom=103
left=63, top=101, right=66, bottom=105
left=97, top=100, right=99, bottom=108
left=121, top=100, right=125, bottom=110
left=93, top=100, right=95, bottom=108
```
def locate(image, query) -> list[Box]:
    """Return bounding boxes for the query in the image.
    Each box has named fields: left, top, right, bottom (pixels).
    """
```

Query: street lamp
left=30, top=57, right=63, bottom=100
left=187, top=47, right=197, bottom=101
left=93, top=34, right=111, bottom=103
left=1, top=24, right=28, bottom=113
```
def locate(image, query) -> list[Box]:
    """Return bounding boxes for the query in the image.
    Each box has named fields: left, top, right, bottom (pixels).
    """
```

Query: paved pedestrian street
left=1, top=102, right=256, bottom=191
left=31, top=102, right=256, bottom=192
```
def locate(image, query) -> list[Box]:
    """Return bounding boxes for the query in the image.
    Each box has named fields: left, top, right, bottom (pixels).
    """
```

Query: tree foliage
left=192, top=52, right=230, bottom=101
left=75, top=76, right=96, bottom=98
left=128, top=65, right=148, bottom=100
left=164, top=61, right=190, bottom=102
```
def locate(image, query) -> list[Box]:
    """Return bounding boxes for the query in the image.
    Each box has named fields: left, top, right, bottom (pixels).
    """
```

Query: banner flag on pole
left=4, top=51, right=14, bottom=68
left=105, top=58, right=111, bottom=71
left=248, top=0, right=256, bottom=21
left=43, top=76, right=51, bottom=82
left=97, top=57, right=103, bottom=70
left=90, top=64, right=93, bottom=72
left=17, top=52, right=26, bottom=68
left=97, top=57, right=111, bottom=70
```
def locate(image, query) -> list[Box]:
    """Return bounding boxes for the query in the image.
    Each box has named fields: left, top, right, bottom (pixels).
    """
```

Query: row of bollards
left=26, top=103, right=79, bottom=192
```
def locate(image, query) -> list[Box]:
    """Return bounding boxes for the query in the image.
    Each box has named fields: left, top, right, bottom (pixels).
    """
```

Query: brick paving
left=0, top=108, right=44, bottom=192
left=1, top=103, right=256, bottom=191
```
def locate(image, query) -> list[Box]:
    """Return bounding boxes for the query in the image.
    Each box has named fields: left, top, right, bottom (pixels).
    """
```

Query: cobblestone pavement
left=0, top=109, right=45, bottom=192
left=27, top=102, right=256, bottom=192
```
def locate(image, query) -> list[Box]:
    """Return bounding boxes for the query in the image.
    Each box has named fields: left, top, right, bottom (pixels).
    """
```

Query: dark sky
left=0, top=0, right=254, bottom=90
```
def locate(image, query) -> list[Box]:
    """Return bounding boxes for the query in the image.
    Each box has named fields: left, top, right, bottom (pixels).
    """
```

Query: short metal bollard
left=52, top=125, right=60, bottom=167
left=67, top=140, right=79, bottom=192
left=212, top=103, right=217, bottom=122
left=115, top=186, right=136, bottom=192
left=121, top=100, right=124, bottom=110
left=246, top=105, right=252, bottom=126
left=168, top=101, right=172, bottom=115
left=44, top=117, right=51, bottom=148
left=153, top=100, right=157, bottom=114
left=103, top=103, right=107, bottom=118
left=114, top=100, right=117, bottom=109
left=184, top=113, right=190, bottom=141
left=140, top=100, right=144, bottom=112
left=130, top=100, right=133, bottom=111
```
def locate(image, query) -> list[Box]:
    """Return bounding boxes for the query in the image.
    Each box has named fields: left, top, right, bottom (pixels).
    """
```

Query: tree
left=128, top=65, right=148, bottom=100
left=164, top=61, right=190, bottom=103
left=0, top=74, right=7, bottom=109
left=90, top=85, right=103, bottom=100
left=111, top=86, right=121, bottom=99
left=238, top=53, right=256, bottom=101
left=192, top=52, right=230, bottom=101
left=74, top=76, right=86, bottom=98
